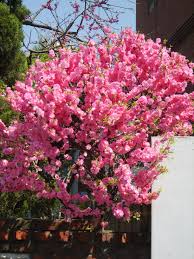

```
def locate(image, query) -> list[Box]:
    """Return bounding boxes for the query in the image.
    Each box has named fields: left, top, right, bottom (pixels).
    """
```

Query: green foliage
left=0, top=80, right=18, bottom=125
left=14, top=4, right=30, bottom=21
left=0, top=0, right=30, bottom=21
left=0, top=191, right=61, bottom=218
left=0, top=96, right=18, bottom=126
left=0, top=2, right=28, bottom=86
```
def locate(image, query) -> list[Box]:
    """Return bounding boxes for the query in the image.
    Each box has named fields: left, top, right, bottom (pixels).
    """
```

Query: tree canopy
left=0, top=2, right=28, bottom=86
left=0, top=29, right=193, bottom=221
left=0, top=0, right=29, bottom=21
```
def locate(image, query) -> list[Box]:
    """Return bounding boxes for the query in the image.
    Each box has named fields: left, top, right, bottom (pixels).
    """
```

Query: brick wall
left=136, top=0, right=194, bottom=60
left=175, top=31, right=194, bottom=61
left=137, top=0, right=194, bottom=39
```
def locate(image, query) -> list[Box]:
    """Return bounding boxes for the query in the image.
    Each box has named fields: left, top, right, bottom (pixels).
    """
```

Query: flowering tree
left=0, top=29, right=193, bottom=221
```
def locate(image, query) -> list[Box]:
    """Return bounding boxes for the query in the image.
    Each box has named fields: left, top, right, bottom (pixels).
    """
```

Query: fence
left=0, top=207, right=150, bottom=259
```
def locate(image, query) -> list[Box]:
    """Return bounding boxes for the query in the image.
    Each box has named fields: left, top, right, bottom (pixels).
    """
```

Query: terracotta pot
left=33, top=231, right=52, bottom=241
left=0, top=231, right=9, bottom=240
left=15, top=230, right=29, bottom=240
left=87, top=256, right=96, bottom=259
left=58, top=231, right=70, bottom=241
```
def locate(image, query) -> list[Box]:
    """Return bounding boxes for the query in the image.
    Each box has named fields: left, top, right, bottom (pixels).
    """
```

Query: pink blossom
left=113, top=203, right=124, bottom=219
left=0, top=28, right=193, bottom=221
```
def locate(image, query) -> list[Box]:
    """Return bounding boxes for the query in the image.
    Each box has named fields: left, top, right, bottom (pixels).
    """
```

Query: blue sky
left=23, top=0, right=136, bottom=50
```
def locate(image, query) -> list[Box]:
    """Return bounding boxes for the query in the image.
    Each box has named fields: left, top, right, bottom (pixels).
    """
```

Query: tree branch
left=23, top=20, right=77, bottom=35
left=23, top=20, right=62, bottom=33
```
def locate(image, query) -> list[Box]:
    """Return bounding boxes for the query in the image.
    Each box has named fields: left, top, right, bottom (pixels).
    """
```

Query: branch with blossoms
left=0, top=29, right=193, bottom=222
left=22, top=0, right=133, bottom=61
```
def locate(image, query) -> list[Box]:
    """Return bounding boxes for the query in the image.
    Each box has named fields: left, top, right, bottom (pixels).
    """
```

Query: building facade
left=136, top=0, right=194, bottom=61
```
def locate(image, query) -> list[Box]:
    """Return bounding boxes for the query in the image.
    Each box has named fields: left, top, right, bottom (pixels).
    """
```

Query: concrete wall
left=152, top=137, right=194, bottom=259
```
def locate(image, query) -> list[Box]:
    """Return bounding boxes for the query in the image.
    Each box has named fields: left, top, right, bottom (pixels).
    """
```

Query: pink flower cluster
left=0, top=29, right=193, bottom=220
left=42, top=0, right=53, bottom=10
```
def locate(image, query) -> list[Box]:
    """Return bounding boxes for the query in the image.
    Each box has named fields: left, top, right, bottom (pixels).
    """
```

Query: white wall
left=152, top=137, right=194, bottom=259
